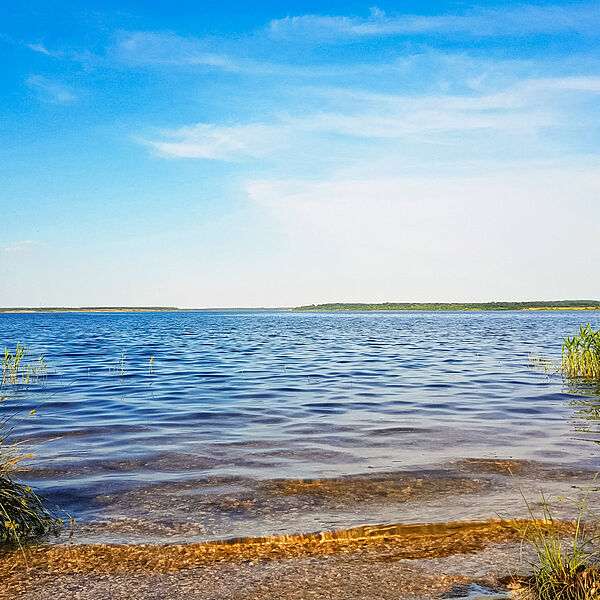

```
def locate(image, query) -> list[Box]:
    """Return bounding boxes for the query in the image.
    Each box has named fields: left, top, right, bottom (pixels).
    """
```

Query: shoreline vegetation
left=1, top=346, right=62, bottom=547
left=1, top=300, right=600, bottom=313
left=293, top=300, right=600, bottom=312
left=561, top=323, right=600, bottom=381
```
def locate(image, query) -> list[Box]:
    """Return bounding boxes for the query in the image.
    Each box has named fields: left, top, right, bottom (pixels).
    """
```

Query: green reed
left=0, top=464, right=62, bottom=548
left=2, top=344, right=47, bottom=387
left=562, top=324, right=600, bottom=381
left=528, top=354, right=558, bottom=374
left=517, top=475, right=600, bottom=600
left=107, top=349, right=128, bottom=377
left=0, top=426, right=62, bottom=549
left=0, top=345, right=62, bottom=549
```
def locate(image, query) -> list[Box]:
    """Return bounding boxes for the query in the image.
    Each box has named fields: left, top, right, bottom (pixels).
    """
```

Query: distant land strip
left=0, top=307, right=289, bottom=313
left=2, top=301, right=600, bottom=313
left=292, top=301, right=600, bottom=312
left=0, top=307, right=180, bottom=313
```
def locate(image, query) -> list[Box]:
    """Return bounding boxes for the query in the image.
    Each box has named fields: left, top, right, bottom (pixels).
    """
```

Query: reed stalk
left=2, top=343, right=47, bottom=387
left=562, top=324, right=600, bottom=381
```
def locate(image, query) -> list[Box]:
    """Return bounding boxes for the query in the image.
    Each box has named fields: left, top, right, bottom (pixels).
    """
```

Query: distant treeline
left=292, top=301, right=600, bottom=312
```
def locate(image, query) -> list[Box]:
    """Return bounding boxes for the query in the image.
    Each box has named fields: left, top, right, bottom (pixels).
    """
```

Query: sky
left=1, top=1, right=600, bottom=308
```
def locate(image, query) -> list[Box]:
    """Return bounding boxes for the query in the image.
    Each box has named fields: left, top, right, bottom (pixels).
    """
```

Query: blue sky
left=1, top=1, right=600, bottom=307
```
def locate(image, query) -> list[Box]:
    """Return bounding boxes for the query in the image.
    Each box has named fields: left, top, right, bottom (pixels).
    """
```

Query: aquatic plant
left=528, top=354, right=558, bottom=374
left=107, top=349, right=127, bottom=376
left=0, top=404, right=63, bottom=549
left=0, top=425, right=62, bottom=548
left=2, top=343, right=47, bottom=387
left=517, top=476, right=600, bottom=600
left=0, top=460, right=62, bottom=548
left=0, top=346, right=62, bottom=548
left=562, top=324, right=600, bottom=381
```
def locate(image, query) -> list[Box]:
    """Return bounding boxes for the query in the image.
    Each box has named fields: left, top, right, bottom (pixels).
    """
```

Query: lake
left=1, top=310, right=599, bottom=544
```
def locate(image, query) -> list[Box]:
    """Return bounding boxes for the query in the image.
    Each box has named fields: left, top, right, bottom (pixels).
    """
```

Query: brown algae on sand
left=0, top=518, right=567, bottom=578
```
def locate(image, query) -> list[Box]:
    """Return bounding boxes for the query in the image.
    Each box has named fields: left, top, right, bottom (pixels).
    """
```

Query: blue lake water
left=1, top=311, right=599, bottom=543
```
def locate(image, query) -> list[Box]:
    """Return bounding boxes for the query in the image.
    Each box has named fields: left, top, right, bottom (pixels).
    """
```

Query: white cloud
left=111, top=30, right=458, bottom=79
left=146, top=122, right=289, bottom=160
left=3, top=240, right=37, bottom=254
left=26, top=42, right=53, bottom=56
left=146, top=75, right=600, bottom=160
left=333, top=76, right=600, bottom=109
left=268, top=4, right=600, bottom=40
left=113, top=31, right=244, bottom=71
left=245, top=165, right=600, bottom=301
left=25, top=75, right=76, bottom=104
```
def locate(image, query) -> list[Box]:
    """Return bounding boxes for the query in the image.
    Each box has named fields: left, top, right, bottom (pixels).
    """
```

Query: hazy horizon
left=2, top=1, right=600, bottom=307
left=2, top=299, right=599, bottom=311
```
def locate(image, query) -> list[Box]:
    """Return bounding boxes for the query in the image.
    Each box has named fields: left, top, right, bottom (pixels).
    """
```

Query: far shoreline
left=1, top=300, right=600, bottom=313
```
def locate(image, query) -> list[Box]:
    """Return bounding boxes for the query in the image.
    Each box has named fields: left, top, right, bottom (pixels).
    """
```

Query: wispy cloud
left=146, top=122, right=289, bottom=160
left=111, top=30, right=361, bottom=76
left=26, top=42, right=53, bottom=56
left=0, top=33, right=62, bottom=58
left=2, top=240, right=37, bottom=254
left=145, top=75, right=600, bottom=161
left=25, top=75, right=76, bottom=104
left=268, top=3, right=600, bottom=40
left=113, top=31, right=244, bottom=71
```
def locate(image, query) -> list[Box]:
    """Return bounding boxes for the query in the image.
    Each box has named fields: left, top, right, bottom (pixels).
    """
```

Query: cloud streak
left=25, top=75, right=76, bottom=104
left=146, top=123, right=289, bottom=160
left=113, top=31, right=253, bottom=72
left=2, top=240, right=37, bottom=254
left=26, top=42, right=53, bottom=56
left=145, top=75, right=600, bottom=161
left=268, top=3, right=600, bottom=40
left=111, top=30, right=385, bottom=77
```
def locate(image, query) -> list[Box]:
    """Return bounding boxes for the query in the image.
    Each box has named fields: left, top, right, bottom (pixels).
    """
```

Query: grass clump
left=562, top=324, right=600, bottom=381
left=0, top=419, right=62, bottom=548
left=0, top=432, right=62, bottom=548
left=0, top=465, right=62, bottom=547
left=517, top=477, right=600, bottom=600
left=0, top=344, right=62, bottom=548
left=2, top=343, right=47, bottom=387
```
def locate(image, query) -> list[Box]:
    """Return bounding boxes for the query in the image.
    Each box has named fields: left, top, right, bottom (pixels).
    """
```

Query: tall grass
left=2, top=343, right=47, bottom=387
left=517, top=476, right=600, bottom=600
left=0, top=451, right=61, bottom=547
left=0, top=345, right=61, bottom=548
left=562, top=324, right=600, bottom=381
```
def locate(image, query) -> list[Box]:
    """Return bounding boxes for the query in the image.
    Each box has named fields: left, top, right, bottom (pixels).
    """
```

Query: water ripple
left=1, top=310, right=599, bottom=540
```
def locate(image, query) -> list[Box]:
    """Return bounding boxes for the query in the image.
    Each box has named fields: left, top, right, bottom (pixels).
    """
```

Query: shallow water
left=1, top=310, right=599, bottom=543
left=444, top=585, right=511, bottom=599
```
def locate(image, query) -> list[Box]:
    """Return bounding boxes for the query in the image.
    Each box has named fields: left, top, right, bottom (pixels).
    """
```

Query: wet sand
left=0, top=519, right=532, bottom=599
left=0, top=555, right=514, bottom=600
